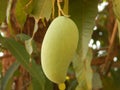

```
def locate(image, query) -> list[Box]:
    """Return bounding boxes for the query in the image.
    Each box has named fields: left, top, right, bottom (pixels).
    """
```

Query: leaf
left=1, top=61, right=20, bottom=90
left=63, top=0, right=69, bottom=15
left=92, top=72, right=103, bottom=89
left=113, top=0, right=120, bottom=21
left=25, top=38, right=33, bottom=56
left=20, top=0, right=35, bottom=14
left=31, top=0, right=52, bottom=20
left=117, top=20, right=120, bottom=42
left=0, top=35, right=46, bottom=90
left=44, top=79, right=53, bottom=90
left=69, top=0, right=98, bottom=89
left=32, top=76, right=53, bottom=90
left=27, top=82, right=33, bottom=90
left=32, top=76, right=43, bottom=90
left=70, top=0, right=98, bottom=60
left=3, top=78, right=13, bottom=90
left=16, top=33, right=31, bottom=42
left=101, top=63, right=120, bottom=90
left=14, top=0, right=31, bottom=28
left=85, top=50, right=93, bottom=90
left=25, top=20, right=38, bottom=61
left=16, top=33, right=38, bottom=54
left=0, top=0, right=8, bottom=23
left=67, top=80, right=78, bottom=90
left=73, top=49, right=93, bottom=90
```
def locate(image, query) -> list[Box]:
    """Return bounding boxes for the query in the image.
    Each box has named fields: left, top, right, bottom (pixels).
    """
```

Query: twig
left=52, top=0, right=55, bottom=19
left=57, top=0, right=69, bottom=17
left=101, top=20, right=118, bottom=75
left=91, top=56, right=106, bottom=65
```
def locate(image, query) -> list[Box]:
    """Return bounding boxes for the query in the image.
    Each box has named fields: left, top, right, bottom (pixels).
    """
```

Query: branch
left=91, top=56, right=120, bottom=68
left=100, top=20, right=118, bottom=75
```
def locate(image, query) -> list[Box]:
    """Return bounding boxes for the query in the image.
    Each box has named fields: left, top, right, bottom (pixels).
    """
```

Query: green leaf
left=1, top=61, right=20, bottom=90
left=69, top=0, right=98, bottom=89
left=0, top=35, right=46, bottom=90
left=32, top=76, right=53, bottom=90
left=27, top=82, right=33, bottom=90
left=70, top=0, right=98, bottom=60
left=16, top=33, right=31, bottom=42
left=92, top=72, right=103, bottom=89
left=63, top=0, right=69, bottom=15
left=25, top=21, right=38, bottom=57
left=32, top=76, right=43, bottom=90
left=102, top=74, right=119, bottom=90
left=0, top=0, right=8, bottom=23
left=3, top=78, right=13, bottom=90
left=20, top=0, right=35, bottom=14
left=113, top=0, right=120, bottom=21
left=117, top=20, right=120, bottom=42
left=16, top=33, right=38, bottom=54
left=73, top=49, right=93, bottom=90
left=31, top=0, right=52, bottom=20
left=44, top=78, right=53, bottom=90
left=14, top=0, right=30, bottom=28
left=85, top=50, right=93, bottom=90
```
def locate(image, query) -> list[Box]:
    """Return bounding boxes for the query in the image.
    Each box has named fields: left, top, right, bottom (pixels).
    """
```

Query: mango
left=41, top=16, right=79, bottom=84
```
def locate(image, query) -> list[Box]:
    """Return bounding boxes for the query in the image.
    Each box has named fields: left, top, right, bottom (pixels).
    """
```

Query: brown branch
left=91, top=56, right=106, bottom=65
left=91, top=56, right=120, bottom=69
left=100, top=20, right=118, bottom=75
left=109, top=20, right=118, bottom=46
left=112, top=62, right=120, bottom=68
left=0, top=54, right=11, bottom=60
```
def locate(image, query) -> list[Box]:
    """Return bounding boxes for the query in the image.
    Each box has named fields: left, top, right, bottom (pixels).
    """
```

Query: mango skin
left=41, top=16, right=79, bottom=84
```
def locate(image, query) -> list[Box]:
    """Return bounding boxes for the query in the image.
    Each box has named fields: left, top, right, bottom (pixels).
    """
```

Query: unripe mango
left=41, top=16, right=79, bottom=84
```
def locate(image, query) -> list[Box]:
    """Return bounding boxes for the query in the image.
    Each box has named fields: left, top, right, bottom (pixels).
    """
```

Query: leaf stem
left=57, top=0, right=69, bottom=17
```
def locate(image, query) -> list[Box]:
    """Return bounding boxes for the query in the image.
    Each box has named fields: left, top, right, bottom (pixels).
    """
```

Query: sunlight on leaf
left=25, top=38, right=33, bottom=56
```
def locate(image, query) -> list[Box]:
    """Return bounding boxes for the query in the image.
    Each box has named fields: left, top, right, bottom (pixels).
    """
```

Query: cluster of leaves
left=1, top=0, right=120, bottom=90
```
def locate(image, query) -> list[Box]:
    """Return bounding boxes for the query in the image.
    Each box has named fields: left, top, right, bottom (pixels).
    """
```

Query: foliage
left=0, top=0, right=120, bottom=90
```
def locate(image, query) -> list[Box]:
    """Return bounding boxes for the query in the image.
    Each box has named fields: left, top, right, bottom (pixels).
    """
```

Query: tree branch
left=100, top=20, right=118, bottom=75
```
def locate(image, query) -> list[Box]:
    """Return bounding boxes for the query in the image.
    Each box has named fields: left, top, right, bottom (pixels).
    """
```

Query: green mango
left=41, top=16, right=79, bottom=84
